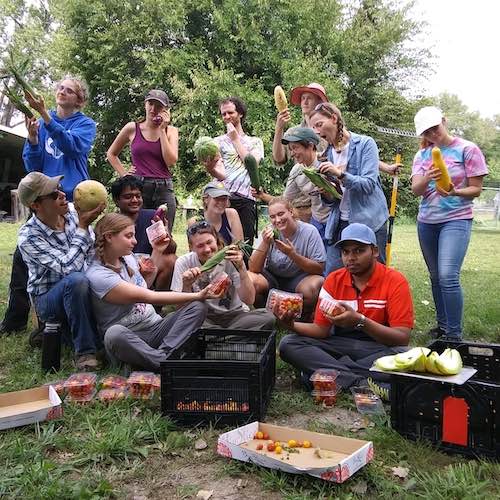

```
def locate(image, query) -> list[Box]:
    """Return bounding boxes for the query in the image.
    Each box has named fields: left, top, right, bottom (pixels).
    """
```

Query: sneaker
left=428, top=326, right=446, bottom=339
left=75, top=354, right=100, bottom=371
left=367, top=377, right=391, bottom=402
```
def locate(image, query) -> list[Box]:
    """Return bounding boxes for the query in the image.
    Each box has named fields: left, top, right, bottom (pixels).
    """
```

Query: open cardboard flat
left=0, top=386, right=63, bottom=431
left=217, top=422, right=373, bottom=483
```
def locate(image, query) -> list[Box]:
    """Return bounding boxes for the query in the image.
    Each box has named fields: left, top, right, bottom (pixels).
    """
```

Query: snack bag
left=146, top=220, right=166, bottom=244
left=64, top=373, right=97, bottom=399
left=127, top=371, right=156, bottom=399
left=319, top=298, right=346, bottom=318
left=266, top=289, right=303, bottom=319
left=209, top=272, right=232, bottom=296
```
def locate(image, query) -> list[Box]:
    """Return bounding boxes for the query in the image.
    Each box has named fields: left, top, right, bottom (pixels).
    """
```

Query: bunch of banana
left=374, top=347, right=462, bottom=376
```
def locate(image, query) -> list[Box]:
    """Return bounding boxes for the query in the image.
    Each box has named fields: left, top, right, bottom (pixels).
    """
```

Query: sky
left=412, top=0, right=500, bottom=118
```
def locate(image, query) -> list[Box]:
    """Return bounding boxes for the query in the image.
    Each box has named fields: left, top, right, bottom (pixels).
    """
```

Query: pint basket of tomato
left=266, top=289, right=303, bottom=319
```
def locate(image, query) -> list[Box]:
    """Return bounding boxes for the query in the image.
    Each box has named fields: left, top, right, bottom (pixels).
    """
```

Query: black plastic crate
left=390, top=339, right=500, bottom=459
left=160, top=328, right=276, bottom=427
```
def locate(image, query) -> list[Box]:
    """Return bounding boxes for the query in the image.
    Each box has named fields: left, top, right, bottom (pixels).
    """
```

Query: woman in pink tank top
left=107, top=89, right=179, bottom=230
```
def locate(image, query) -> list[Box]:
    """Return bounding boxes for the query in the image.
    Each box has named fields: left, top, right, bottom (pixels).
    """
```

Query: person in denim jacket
left=309, top=102, right=389, bottom=274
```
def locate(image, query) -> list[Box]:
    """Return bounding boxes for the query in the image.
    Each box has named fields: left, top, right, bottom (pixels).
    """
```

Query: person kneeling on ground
left=171, top=221, right=275, bottom=330
left=86, top=214, right=221, bottom=372
left=248, top=197, right=325, bottom=318
left=17, top=172, right=105, bottom=370
left=111, top=175, right=177, bottom=291
left=276, top=223, right=413, bottom=392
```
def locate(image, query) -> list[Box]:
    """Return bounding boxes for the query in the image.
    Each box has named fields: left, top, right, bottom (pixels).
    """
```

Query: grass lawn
left=0, top=221, right=499, bottom=499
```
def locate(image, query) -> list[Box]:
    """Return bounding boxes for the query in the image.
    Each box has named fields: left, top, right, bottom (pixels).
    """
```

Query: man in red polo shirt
left=276, top=223, right=414, bottom=389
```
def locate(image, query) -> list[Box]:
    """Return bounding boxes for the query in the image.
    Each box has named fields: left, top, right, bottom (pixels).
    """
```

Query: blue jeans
left=325, top=221, right=387, bottom=275
left=34, top=272, right=101, bottom=355
left=417, top=219, right=472, bottom=339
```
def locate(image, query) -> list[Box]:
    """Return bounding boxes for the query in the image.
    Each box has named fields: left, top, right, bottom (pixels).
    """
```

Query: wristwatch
left=355, top=314, right=366, bottom=329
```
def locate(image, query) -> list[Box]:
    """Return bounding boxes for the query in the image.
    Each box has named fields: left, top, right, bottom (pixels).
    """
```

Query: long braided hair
left=94, top=213, right=135, bottom=278
left=310, top=102, right=347, bottom=153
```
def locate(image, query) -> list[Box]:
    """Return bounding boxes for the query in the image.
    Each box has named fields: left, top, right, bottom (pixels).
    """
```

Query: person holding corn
left=411, top=106, right=488, bottom=341
left=309, top=102, right=389, bottom=274
left=171, top=222, right=274, bottom=330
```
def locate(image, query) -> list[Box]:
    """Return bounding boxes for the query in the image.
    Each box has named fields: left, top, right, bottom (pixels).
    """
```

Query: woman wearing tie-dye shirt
left=411, top=106, right=488, bottom=341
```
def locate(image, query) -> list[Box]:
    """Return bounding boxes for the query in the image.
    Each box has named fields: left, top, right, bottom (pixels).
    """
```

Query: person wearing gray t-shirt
left=171, top=221, right=274, bottom=331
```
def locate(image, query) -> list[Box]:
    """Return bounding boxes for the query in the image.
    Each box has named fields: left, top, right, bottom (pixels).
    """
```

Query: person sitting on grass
left=111, top=175, right=177, bottom=291
left=17, top=172, right=105, bottom=371
left=248, top=197, right=325, bottom=318
left=85, top=213, right=220, bottom=372
left=275, top=223, right=413, bottom=397
left=187, top=181, right=244, bottom=245
left=171, top=221, right=275, bottom=330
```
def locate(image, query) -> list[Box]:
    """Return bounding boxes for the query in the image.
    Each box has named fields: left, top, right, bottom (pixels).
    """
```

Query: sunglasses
left=314, top=102, right=334, bottom=116
left=186, top=220, right=211, bottom=237
left=36, top=185, right=63, bottom=202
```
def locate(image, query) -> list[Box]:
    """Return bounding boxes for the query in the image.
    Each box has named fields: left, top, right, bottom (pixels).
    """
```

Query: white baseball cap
left=414, top=106, right=443, bottom=136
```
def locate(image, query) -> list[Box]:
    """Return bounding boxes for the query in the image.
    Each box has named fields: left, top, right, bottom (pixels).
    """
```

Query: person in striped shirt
left=274, top=223, right=414, bottom=390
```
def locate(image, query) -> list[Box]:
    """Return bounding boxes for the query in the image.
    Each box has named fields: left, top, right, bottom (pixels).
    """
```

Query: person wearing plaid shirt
left=17, top=172, right=105, bottom=370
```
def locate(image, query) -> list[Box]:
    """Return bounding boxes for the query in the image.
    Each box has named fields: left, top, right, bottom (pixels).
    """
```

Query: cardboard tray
left=0, top=385, right=63, bottom=431
left=217, top=422, right=373, bottom=483
left=369, top=366, right=477, bottom=385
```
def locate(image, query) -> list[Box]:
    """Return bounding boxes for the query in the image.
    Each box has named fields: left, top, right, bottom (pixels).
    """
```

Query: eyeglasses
left=186, top=220, right=210, bottom=237
left=57, top=84, right=77, bottom=95
left=36, top=185, right=63, bottom=202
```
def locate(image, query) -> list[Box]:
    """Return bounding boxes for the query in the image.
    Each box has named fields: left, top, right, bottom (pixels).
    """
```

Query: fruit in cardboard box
left=73, top=180, right=107, bottom=211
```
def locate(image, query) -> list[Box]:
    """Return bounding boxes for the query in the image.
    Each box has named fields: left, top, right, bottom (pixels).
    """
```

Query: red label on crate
left=442, top=396, right=469, bottom=447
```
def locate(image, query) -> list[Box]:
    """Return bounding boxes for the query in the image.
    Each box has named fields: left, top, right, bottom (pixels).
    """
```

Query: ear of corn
left=274, top=86, right=288, bottom=112
left=431, top=147, right=452, bottom=192
left=2, top=82, right=34, bottom=118
left=244, top=154, right=260, bottom=191
left=7, top=52, right=39, bottom=99
left=302, top=168, right=343, bottom=200
left=200, top=246, right=228, bottom=272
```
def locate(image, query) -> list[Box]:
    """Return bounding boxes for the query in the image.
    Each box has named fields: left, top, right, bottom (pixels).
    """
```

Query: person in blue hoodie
left=23, top=77, right=96, bottom=200
left=1, top=77, right=96, bottom=338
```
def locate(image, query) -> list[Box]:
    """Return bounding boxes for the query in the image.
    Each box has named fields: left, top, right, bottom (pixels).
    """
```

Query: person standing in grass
left=275, top=223, right=413, bottom=392
left=309, top=102, right=389, bottom=274
left=411, top=106, right=488, bottom=341
left=1, top=77, right=96, bottom=338
left=200, top=96, right=263, bottom=245
left=106, top=89, right=178, bottom=231
left=86, top=214, right=219, bottom=372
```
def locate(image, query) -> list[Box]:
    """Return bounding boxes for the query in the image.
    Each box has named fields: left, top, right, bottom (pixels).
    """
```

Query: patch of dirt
left=119, top=454, right=282, bottom=500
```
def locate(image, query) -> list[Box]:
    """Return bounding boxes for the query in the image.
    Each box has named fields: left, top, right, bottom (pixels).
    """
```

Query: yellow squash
left=274, top=86, right=288, bottom=112
left=431, top=147, right=452, bottom=192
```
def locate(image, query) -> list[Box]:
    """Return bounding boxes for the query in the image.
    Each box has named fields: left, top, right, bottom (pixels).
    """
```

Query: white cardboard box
left=217, top=421, right=373, bottom=483
left=0, top=385, right=63, bottom=431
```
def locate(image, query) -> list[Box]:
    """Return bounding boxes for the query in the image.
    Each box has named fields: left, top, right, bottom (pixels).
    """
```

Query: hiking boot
left=367, top=377, right=391, bottom=402
left=428, top=326, right=446, bottom=339
left=75, top=353, right=100, bottom=371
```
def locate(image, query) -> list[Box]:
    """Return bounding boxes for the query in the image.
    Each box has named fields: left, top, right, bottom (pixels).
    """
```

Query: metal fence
left=473, top=187, right=500, bottom=230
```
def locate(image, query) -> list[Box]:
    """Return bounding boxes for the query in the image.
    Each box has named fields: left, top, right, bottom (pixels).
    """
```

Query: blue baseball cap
left=334, top=223, right=377, bottom=247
